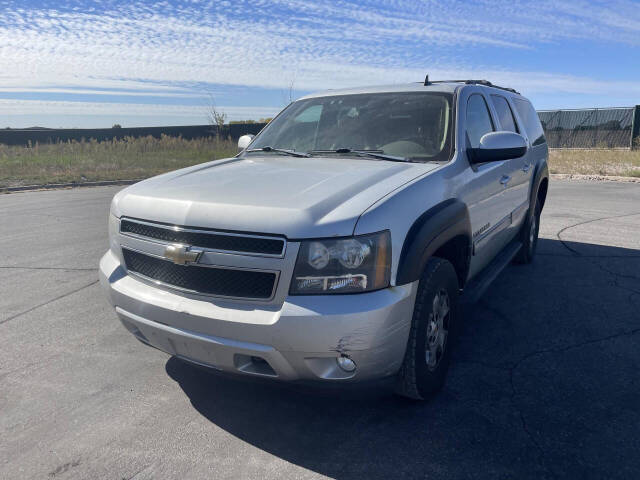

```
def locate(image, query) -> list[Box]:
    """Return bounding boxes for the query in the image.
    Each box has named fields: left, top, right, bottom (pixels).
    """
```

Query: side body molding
left=396, top=199, right=471, bottom=286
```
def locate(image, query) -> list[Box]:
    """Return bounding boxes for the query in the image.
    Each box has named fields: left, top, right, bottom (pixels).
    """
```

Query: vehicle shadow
left=165, top=238, right=640, bottom=479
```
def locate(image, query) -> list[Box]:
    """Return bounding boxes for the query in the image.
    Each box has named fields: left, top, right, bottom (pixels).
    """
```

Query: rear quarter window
left=513, top=98, right=546, bottom=146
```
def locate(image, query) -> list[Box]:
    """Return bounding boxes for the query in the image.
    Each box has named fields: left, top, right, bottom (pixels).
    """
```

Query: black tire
left=514, top=200, right=541, bottom=264
left=395, top=257, right=460, bottom=400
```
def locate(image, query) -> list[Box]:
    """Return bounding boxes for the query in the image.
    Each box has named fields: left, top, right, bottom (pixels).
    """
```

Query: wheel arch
left=396, top=199, right=472, bottom=288
left=530, top=160, right=549, bottom=212
left=537, top=176, right=549, bottom=210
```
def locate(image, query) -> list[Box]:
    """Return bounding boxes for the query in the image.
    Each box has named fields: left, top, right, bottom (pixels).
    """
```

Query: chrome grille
left=120, top=218, right=285, bottom=257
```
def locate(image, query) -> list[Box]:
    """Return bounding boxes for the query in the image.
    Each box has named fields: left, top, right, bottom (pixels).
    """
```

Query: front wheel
left=395, top=257, right=460, bottom=400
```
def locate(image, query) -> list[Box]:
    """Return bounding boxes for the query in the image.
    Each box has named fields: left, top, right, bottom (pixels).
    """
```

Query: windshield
left=246, top=92, right=454, bottom=162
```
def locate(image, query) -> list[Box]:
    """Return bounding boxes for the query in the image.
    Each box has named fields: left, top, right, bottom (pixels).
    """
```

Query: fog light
left=336, top=355, right=356, bottom=372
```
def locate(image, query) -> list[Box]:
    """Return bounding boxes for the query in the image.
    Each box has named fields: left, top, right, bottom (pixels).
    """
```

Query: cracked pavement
left=1, top=180, right=639, bottom=479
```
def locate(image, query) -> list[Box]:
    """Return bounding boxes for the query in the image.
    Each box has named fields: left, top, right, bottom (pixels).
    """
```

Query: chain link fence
left=538, top=107, right=636, bottom=149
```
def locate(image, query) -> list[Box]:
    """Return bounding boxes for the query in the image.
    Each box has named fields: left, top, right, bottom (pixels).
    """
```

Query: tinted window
left=513, top=98, right=546, bottom=146
left=249, top=92, right=454, bottom=162
left=466, top=94, right=494, bottom=148
left=491, top=95, right=518, bottom=133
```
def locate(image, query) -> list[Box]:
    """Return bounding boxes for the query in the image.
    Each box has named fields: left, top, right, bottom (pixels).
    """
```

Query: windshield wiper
left=308, top=148, right=410, bottom=163
left=245, top=146, right=310, bottom=158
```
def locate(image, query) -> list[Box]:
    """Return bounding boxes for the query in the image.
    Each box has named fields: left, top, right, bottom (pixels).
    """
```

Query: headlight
left=290, top=231, right=391, bottom=294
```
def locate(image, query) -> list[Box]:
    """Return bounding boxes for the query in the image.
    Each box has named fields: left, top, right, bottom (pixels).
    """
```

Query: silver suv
left=99, top=79, right=549, bottom=400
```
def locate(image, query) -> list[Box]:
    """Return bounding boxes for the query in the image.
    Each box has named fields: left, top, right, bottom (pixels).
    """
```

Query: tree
left=112, top=124, right=122, bottom=129
left=207, top=95, right=227, bottom=137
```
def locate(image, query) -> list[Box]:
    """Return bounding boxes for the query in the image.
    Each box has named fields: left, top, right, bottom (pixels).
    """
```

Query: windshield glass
left=247, top=92, right=454, bottom=162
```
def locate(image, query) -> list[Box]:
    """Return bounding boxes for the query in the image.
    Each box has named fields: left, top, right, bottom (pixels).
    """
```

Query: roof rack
left=423, top=75, right=519, bottom=94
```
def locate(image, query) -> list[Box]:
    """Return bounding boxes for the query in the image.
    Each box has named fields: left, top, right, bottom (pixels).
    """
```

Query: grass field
left=548, top=148, right=640, bottom=177
left=1, top=136, right=639, bottom=188
left=0, top=135, right=237, bottom=188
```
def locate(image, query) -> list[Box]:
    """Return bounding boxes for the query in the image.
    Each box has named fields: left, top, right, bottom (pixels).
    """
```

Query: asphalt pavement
left=1, top=180, right=639, bottom=479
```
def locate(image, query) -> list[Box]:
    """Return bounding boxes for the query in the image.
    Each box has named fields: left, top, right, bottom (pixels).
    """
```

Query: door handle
left=522, top=163, right=531, bottom=173
left=500, top=175, right=511, bottom=185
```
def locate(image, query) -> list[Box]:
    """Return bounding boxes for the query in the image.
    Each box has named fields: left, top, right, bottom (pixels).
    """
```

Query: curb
left=1, top=179, right=143, bottom=194
left=550, top=173, right=640, bottom=183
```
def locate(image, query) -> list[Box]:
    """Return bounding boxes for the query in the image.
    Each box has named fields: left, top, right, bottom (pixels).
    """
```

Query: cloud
left=0, top=87, right=206, bottom=98
left=0, top=98, right=280, bottom=119
left=1, top=1, right=639, bottom=90
left=0, top=0, right=638, bottom=126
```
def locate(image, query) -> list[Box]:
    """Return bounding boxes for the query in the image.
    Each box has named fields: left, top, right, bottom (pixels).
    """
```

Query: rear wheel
left=395, top=257, right=459, bottom=400
left=514, top=201, right=541, bottom=264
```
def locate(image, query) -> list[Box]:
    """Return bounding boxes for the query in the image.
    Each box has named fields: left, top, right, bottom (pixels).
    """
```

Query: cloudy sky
left=1, top=0, right=639, bottom=128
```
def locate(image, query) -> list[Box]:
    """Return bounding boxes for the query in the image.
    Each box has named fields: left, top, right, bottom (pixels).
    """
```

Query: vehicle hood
left=112, top=155, right=439, bottom=238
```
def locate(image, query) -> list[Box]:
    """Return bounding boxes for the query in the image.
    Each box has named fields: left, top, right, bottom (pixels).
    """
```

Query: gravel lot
left=1, top=180, right=639, bottom=479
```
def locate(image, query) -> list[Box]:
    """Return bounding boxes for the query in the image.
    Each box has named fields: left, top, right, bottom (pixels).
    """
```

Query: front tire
left=395, top=257, right=460, bottom=400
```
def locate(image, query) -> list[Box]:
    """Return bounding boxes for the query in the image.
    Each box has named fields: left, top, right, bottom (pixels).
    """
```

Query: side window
left=513, top=98, right=546, bottom=146
left=491, top=95, right=518, bottom=133
left=466, top=94, right=494, bottom=148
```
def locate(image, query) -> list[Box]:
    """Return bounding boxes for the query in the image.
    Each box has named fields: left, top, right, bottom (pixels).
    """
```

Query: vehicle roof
left=299, top=82, right=523, bottom=100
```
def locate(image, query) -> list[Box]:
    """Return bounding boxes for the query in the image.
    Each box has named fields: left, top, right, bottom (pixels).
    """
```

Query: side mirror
left=237, top=134, right=254, bottom=152
left=469, top=131, right=527, bottom=163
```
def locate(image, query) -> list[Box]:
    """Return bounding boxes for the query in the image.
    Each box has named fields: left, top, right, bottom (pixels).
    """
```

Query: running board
left=461, top=240, right=522, bottom=304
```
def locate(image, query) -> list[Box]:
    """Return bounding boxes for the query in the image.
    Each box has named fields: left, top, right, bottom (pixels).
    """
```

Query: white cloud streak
left=0, top=0, right=638, bottom=125
left=0, top=98, right=279, bottom=119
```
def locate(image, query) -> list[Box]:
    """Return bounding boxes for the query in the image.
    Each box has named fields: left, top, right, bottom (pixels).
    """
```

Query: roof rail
left=423, top=77, right=519, bottom=94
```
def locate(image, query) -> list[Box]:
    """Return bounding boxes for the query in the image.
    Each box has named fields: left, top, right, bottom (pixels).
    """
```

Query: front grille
left=123, top=249, right=277, bottom=299
left=120, top=219, right=285, bottom=256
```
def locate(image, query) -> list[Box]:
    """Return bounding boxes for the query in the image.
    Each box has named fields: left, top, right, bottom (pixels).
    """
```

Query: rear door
left=489, top=94, right=530, bottom=230
left=512, top=97, right=548, bottom=220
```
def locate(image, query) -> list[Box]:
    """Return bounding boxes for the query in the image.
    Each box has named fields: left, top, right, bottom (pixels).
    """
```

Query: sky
left=0, top=0, right=639, bottom=128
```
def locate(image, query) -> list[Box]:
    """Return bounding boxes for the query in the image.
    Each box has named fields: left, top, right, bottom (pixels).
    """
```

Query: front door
left=462, top=93, right=516, bottom=279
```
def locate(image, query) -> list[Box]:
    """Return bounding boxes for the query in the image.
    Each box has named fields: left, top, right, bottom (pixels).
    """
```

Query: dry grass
left=548, top=148, right=640, bottom=177
left=0, top=135, right=237, bottom=188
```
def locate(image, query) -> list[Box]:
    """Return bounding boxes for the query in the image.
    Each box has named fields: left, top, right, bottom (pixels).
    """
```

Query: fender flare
left=396, top=199, right=472, bottom=286
left=529, top=160, right=549, bottom=214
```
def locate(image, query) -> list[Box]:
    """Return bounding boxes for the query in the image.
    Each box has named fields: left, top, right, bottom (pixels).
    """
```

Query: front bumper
left=99, top=250, right=417, bottom=382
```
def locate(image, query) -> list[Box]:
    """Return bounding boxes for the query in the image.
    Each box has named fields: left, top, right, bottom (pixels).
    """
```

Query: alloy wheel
left=425, top=289, right=450, bottom=370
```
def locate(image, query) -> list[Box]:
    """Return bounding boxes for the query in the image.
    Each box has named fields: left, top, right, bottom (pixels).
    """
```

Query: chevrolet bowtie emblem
left=164, top=244, right=202, bottom=265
